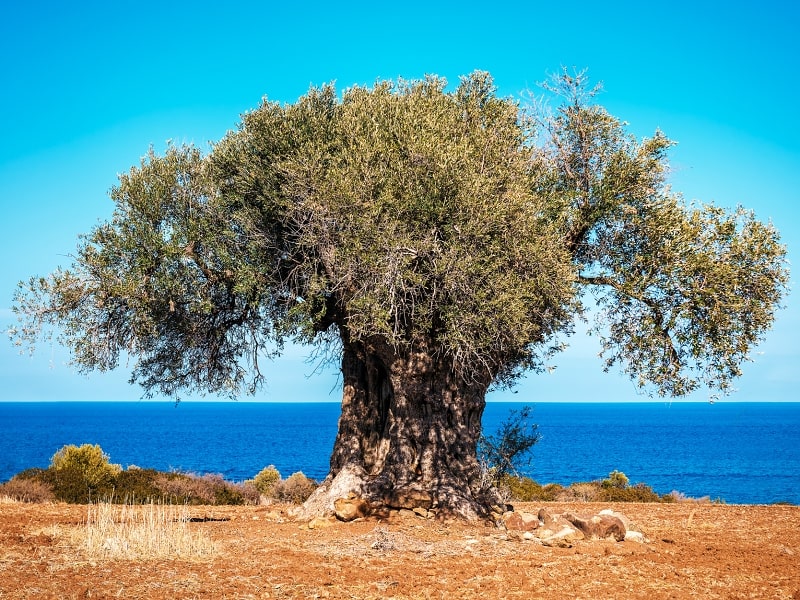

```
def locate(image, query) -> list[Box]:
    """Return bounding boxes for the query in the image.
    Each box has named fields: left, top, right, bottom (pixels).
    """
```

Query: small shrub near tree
left=273, top=472, right=317, bottom=504
left=478, top=405, right=541, bottom=488
left=501, top=475, right=563, bottom=502
left=152, top=472, right=251, bottom=505
left=250, top=465, right=281, bottom=497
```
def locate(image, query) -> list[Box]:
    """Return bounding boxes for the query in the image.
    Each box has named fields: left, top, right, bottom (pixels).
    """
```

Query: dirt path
left=1, top=501, right=798, bottom=599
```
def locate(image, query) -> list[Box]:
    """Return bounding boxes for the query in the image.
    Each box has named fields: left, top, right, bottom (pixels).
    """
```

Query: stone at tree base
left=385, top=489, right=433, bottom=510
left=333, top=493, right=370, bottom=522
left=503, top=511, right=539, bottom=532
left=563, top=512, right=626, bottom=542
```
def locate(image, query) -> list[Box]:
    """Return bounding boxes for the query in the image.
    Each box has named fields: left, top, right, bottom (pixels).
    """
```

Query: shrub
left=273, top=472, right=317, bottom=504
left=599, top=482, right=662, bottom=502
left=30, top=466, right=114, bottom=503
left=113, top=468, right=164, bottom=502
left=50, top=444, right=121, bottom=488
left=154, top=473, right=216, bottom=505
left=561, top=482, right=602, bottom=502
left=154, top=472, right=253, bottom=505
left=478, top=405, right=540, bottom=486
left=601, top=470, right=630, bottom=489
left=204, top=474, right=248, bottom=506
left=0, top=476, right=55, bottom=503
left=501, top=475, right=563, bottom=502
left=251, top=465, right=281, bottom=497
left=238, top=480, right=262, bottom=505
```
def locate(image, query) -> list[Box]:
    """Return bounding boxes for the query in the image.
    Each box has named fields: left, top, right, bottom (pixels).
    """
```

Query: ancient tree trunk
left=300, top=335, right=504, bottom=521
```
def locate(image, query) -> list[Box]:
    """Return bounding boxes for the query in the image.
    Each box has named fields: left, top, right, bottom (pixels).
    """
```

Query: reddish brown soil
left=1, top=501, right=798, bottom=599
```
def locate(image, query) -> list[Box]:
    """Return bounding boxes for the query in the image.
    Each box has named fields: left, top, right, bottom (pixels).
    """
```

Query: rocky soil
left=1, top=500, right=798, bottom=599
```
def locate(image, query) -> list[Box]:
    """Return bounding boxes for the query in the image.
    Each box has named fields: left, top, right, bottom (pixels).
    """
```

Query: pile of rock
left=502, top=508, right=646, bottom=547
left=326, top=493, right=647, bottom=548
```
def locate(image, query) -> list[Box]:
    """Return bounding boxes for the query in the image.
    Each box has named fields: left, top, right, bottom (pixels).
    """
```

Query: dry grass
left=73, top=500, right=217, bottom=560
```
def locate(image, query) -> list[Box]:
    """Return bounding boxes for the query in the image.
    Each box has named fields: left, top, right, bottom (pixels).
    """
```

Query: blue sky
left=1, top=0, right=797, bottom=402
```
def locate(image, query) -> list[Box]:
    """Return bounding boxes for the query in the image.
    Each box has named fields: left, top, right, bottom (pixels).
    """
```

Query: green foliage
left=50, top=444, right=121, bottom=488
left=250, top=465, right=281, bottom=496
left=598, top=482, right=663, bottom=502
left=11, top=70, right=788, bottom=401
left=31, top=444, right=124, bottom=501
left=498, top=472, right=668, bottom=503
left=34, top=465, right=111, bottom=503
left=537, top=71, right=789, bottom=396
left=602, top=470, right=630, bottom=489
left=501, top=475, right=563, bottom=502
left=112, top=468, right=165, bottom=501
left=478, top=405, right=540, bottom=485
left=12, top=457, right=259, bottom=505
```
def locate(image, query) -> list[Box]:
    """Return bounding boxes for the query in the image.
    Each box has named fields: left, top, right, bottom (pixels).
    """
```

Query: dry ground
left=1, top=500, right=798, bottom=599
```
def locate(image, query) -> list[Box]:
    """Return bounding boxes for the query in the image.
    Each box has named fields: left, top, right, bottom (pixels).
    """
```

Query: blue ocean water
left=1, top=401, right=798, bottom=504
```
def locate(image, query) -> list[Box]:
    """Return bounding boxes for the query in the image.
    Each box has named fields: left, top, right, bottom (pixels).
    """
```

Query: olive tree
left=12, top=71, right=788, bottom=519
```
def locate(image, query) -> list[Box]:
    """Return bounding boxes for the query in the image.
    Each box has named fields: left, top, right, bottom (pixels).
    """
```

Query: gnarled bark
left=299, top=335, right=503, bottom=521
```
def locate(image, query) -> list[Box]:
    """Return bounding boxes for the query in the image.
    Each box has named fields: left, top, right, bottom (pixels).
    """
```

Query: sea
left=1, top=401, right=798, bottom=505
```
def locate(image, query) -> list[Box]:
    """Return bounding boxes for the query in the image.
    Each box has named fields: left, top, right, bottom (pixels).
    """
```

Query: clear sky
left=1, top=0, right=797, bottom=402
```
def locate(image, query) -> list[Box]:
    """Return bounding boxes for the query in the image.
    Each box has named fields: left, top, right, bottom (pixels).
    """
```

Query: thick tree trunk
left=299, top=335, right=504, bottom=521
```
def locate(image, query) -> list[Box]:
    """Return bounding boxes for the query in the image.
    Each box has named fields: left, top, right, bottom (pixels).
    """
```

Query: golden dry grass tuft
left=74, top=500, right=217, bottom=560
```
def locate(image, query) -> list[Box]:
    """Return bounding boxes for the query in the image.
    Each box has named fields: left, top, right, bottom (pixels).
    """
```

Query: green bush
left=50, top=444, right=121, bottom=488
left=204, top=474, right=248, bottom=506
left=251, top=465, right=281, bottom=497
left=601, top=470, right=630, bottom=489
left=501, top=475, right=564, bottom=502
left=8, top=450, right=297, bottom=505
left=112, top=468, right=164, bottom=502
left=598, top=482, right=663, bottom=502
left=35, top=465, right=115, bottom=503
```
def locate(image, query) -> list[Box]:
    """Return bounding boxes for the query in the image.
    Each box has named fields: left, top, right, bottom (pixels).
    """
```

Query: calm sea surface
left=1, top=401, right=798, bottom=504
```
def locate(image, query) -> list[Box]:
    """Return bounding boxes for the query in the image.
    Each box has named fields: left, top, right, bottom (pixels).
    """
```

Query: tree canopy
left=14, top=70, right=787, bottom=401
left=12, top=70, right=788, bottom=518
